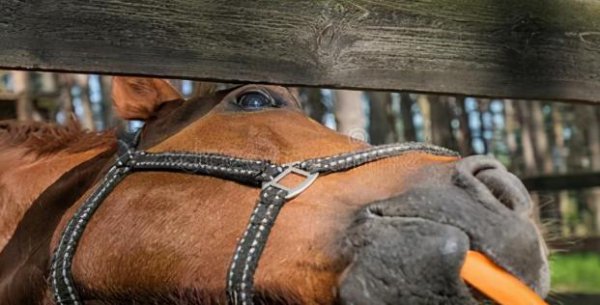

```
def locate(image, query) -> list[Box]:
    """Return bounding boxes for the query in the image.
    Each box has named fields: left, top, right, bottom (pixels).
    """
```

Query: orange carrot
left=460, top=251, right=548, bottom=305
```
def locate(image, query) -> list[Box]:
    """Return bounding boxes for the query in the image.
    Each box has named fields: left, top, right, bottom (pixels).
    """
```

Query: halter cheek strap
left=50, top=139, right=458, bottom=305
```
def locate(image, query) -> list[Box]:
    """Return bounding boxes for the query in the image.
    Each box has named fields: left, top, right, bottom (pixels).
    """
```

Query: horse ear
left=112, top=77, right=183, bottom=120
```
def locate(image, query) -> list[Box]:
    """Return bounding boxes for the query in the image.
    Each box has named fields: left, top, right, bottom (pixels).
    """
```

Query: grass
left=550, top=252, right=600, bottom=293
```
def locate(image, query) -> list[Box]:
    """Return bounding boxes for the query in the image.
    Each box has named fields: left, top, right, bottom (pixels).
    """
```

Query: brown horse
left=0, top=78, right=549, bottom=305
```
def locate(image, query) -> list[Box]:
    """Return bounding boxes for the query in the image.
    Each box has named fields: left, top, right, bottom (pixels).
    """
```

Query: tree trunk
left=429, top=95, right=457, bottom=150
left=589, top=107, right=600, bottom=171
left=366, top=92, right=396, bottom=145
left=530, top=101, right=553, bottom=174
left=551, top=105, right=567, bottom=173
left=417, top=95, right=432, bottom=142
left=192, top=81, right=218, bottom=98
left=528, top=102, right=561, bottom=237
left=58, top=74, right=74, bottom=116
left=37, top=72, right=59, bottom=120
left=455, top=96, right=474, bottom=156
left=97, top=75, right=117, bottom=129
left=12, top=71, right=34, bottom=121
left=169, top=79, right=184, bottom=94
left=478, top=98, right=490, bottom=154
left=73, top=74, right=95, bottom=130
left=333, top=90, right=367, bottom=141
left=516, top=100, right=537, bottom=175
left=522, top=101, right=545, bottom=234
left=504, top=100, right=519, bottom=166
left=400, top=92, right=416, bottom=142
left=300, top=88, right=326, bottom=123
left=550, top=104, right=571, bottom=236
left=38, top=72, right=57, bottom=93
left=585, top=106, right=600, bottom=234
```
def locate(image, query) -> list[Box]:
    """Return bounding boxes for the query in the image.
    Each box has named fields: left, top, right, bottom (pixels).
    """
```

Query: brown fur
left=0, top=118, right=116, bottom=250
left=0, top=149, right=116, bottom=305
left=0, top=117, right=115, bottom=156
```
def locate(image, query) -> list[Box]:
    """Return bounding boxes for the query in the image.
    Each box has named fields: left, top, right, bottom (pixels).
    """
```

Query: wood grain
left=1, top=0, right=599, bottom=103
left=522, top=172, right=600, bottom=191
left=548, top=236, right=600, bottom=253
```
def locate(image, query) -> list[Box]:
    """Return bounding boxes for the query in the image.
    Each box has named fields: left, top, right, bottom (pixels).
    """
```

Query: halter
left=50, top=134, right=458, bottom=305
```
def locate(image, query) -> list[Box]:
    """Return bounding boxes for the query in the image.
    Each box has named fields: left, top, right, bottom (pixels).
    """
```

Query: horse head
left=2, top=77, right=550, bottom=305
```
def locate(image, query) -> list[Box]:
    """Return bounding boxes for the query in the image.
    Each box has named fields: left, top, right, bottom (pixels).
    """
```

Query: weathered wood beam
left=1, top=1, right=600, bottom=103
left=552, top=293, right=600, bottom=305
left=548, top=236, right=600, bottom=253
left=522, top=172, right=600, bottom=191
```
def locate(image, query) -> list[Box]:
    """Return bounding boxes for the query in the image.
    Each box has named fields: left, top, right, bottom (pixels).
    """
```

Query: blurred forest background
left=1, top=70, right=600, bottom=303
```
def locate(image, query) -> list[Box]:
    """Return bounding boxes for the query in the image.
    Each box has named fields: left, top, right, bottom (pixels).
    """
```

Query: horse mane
left=0, top=117, right=116, bottom=157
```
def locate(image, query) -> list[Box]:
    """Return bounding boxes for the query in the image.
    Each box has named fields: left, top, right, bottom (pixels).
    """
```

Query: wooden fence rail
left=523, top=172, right=600, bottom=191
left=1, top=0, right=600, bottom=103
left=548, top=236, right=600, bottom=253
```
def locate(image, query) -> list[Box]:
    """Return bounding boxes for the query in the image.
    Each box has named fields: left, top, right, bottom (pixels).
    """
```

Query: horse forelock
left=0, top=118, right=116, bottom=158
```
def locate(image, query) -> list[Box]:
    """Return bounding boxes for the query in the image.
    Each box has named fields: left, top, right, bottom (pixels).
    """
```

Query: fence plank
left=1, top=0, right=600, bottom=103
left=522, top=172, right=600, bottom=191
left=548, top=236, right=600, bottom=253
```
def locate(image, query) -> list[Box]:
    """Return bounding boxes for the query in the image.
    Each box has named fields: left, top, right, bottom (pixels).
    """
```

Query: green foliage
left=551, top=252, right=600, bottom=293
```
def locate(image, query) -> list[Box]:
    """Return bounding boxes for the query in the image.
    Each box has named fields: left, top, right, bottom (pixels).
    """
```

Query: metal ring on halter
left=262, top=166, right=319, bottom=199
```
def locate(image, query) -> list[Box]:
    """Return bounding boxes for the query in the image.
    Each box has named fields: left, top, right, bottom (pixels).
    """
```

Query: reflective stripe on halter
left=50, top=137, right=458, bottom=305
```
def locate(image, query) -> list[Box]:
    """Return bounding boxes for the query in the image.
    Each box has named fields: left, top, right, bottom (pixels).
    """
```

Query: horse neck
left=0, top=144, right=112, bottom=250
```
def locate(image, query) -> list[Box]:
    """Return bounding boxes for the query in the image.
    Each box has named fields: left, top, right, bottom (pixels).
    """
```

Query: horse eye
left=236, top=91, right=273, bottom=110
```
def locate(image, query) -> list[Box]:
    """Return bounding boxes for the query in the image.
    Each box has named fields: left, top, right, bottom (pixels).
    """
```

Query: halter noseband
left=50, top=134, right=458, bottom=305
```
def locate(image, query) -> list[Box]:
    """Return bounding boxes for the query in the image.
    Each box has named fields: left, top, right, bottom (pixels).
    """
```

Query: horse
left=0, top=77, right=549, bottom=305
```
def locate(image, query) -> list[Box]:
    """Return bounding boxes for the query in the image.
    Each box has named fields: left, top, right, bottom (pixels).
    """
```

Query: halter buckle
left=262, top=166, right=319, bottom=199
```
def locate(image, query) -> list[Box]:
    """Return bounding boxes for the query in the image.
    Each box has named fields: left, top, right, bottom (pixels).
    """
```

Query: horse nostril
left=454, top=156, right=532, bottom=216
left=475, top=168, right=531, bottom=214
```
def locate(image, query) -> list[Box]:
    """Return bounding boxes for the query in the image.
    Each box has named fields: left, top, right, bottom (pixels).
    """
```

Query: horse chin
left=338, top=215, right=478, bottom=305
left=338, top=215, right=543, bottom=305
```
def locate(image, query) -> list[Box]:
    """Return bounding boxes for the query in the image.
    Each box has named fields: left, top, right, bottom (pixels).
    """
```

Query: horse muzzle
left=338, top=155, right=550, bottom=305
